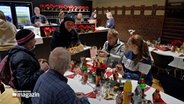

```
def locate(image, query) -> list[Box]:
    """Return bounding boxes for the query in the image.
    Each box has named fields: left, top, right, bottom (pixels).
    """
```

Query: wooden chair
left=151, top=51, right=174, bottom=75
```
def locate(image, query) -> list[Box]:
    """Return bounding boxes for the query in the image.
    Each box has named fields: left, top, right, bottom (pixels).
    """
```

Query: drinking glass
left=96, top=86, right=102, bottom=101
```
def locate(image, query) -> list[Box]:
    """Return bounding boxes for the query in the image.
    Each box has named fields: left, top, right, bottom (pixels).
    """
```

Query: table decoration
left=42, top=27, right=56, bottom=37
left=67, top=44, right=85, bottom=54
left=171, top=40, right=182, bottom=52
left=156, top=45, right=170, bottom=51
left=152, top=89, right=166, bottom=104
left=104, top=90, right=115, bottom=100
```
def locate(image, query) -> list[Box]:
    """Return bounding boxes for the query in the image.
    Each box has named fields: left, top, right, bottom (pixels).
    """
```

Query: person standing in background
left=0, top=10, right=17, bottom=61
left=75, top=12, right=84, bottom=24
left=90, top=10, right=97, bottom=20
left=50, top=16, right=81, bottom=50
left=8, top=29, right=49, bottom=104
left=56, top=10, right=65, bottom=24
left=106, top=11, right=115, bottom=29
left=31, top=7, right=49, bottom=27
left=98, top=29, right=126, bottom=67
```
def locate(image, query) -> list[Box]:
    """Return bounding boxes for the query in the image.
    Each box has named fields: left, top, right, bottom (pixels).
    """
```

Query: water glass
left=96, top=87, right=102, bottom=101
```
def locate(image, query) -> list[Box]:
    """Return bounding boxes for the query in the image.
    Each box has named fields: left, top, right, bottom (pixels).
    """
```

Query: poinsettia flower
left=39, top=4, right=44, bottom=8
left=73, top=25, right=77, bottom=29
left=51, top=27, right=56, bottom=31
left=171, top=40, right=182, bottom=47
left=78, top=24, right=84, bottom=28
left=49, top=4, right=54, bottom=7
left=85, top=25, right=91, bottom=29
left=45, top=4, right=50, bottom=7
left=99, top=63, right=108, bottom=71
left=91, top=25, right=95, bottom=29
left=59, top=4, right=66, bottom=9
left=43, top=27, right=51, bottom=32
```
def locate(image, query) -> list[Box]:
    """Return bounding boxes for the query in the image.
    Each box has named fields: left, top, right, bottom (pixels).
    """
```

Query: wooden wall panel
left=94, top=5, right=165, bottom=42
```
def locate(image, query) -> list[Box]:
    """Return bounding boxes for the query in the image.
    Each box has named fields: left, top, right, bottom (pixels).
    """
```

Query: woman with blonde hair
left=121, top=34, right=152, bottom=85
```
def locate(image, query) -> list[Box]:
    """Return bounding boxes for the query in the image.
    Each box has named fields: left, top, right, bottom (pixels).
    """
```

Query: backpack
left=0, top=55, right=14, bottom=93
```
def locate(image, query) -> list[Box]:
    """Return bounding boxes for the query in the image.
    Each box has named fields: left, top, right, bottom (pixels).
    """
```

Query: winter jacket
left=8, top=45, right=44, bottom=91
left=102, top=39, right=125, bottom=67
left=50, top=22, right=81, bottom=50
left=106, top=18, right=115, bottom=29
left=0, top=19, right=17, bottom=51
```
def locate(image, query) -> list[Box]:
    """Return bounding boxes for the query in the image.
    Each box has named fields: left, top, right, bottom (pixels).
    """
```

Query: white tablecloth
left=149, top=47, right=184, bottom=70
left=35, top=35, right=43, bottom=45
left=64, top=71, right=184, bottom=104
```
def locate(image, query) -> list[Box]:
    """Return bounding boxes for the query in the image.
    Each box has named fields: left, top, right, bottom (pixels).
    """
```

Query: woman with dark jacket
left=8, top=29, right=49, bottom=104
left=50, top=16, right=81, bottom=50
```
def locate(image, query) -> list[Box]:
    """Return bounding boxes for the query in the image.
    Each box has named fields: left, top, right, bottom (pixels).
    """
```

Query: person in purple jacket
left=106, top=11, right=115, bottom=29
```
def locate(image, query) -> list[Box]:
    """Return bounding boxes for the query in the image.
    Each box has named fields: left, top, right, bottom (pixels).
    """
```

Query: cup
left=96, top=86, right=102, bottom=101
left=90, top=46, right=97, bottom=59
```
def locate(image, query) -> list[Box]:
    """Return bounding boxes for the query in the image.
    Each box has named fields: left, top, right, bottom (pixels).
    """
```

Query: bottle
left=138, top=73, right=146, bottom=99
left=123, top=79, right=132, bottom=104
left=113, top=70, right=119, bottom=81
left=96, top=68, right=101, bottom=86
left=82, top=70, right=88, bottom=84
left=70, top=60, right=75, bottom=72
left=116, top=91, right=123, bottom=104
left=152, top=89, right=161, bottom=104
left=81, top=57, right=88, bottom=72
left=132, top=85, right=142, bottom=104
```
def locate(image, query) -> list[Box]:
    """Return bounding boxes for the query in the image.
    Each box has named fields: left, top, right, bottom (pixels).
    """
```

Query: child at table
left=119, top=34, right=153, bottom=86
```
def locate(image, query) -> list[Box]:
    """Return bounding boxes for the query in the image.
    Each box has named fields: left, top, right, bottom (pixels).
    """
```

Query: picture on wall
left=15, top=6, right=31, bottom=26
left=0, top=5, right=13, bottom=23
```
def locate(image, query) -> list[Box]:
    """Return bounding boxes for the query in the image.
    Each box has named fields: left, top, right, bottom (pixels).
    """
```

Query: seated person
left=8, top=29, right=49, bottom=104
left=50, top=16, right=81, bottom=50
left=32, top=47, right=90, bottom=104
left=120, top=34, right=152, bottom=85
left=56, top=10, right=65, bottom=24
left=98, top=29, right=126, bottom=67
left=31, top=7, right=49, bottom=27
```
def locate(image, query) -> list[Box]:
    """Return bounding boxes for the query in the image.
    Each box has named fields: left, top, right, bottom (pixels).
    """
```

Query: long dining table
left=64, top=70, right=184, bottom=104
left=149, top=47, right=184, bottom=70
